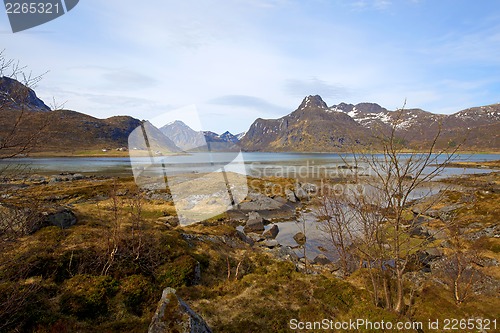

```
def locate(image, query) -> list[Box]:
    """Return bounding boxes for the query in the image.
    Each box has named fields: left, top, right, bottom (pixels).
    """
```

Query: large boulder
left=244, top=212, right=265, bottom=233
left=285, top=189, right=297, bottom=203
left=236, top=230, right=255, bottom=246
left=239, top=192, right=284, bottom=211
left=313, top=254, right=331, bottom=265
left=43, top=208, right=77, bottom=229
left=157, top=216, right=179, bottom=228
left=294, top=186, right=309, bottom=202
left=260, top=239, right=279, bottom=248
left=149, top=287, right=212, bottom=333
left=293, top=182, right=318, bottom=202
left=293, top=232, right=306, bottom=245
left=262, top=224, right=279, bottom=239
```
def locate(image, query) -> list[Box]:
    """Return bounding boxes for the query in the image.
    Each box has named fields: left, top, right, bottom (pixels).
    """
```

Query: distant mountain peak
left=166, top=120, right=191, bottom=127
left=298, top=95, right=328, bottom=110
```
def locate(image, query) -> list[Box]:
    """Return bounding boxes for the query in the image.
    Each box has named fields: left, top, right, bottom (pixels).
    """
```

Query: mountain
left=160, top=120, right=241, bottom=152
left=0, top=108, right=180, bottom=153
left=0, top=78, right=180, bottom=154
left=220, top=131, right=240, bottom=144
left=241, top=95, right=500, bottom=152
left=0, top=76, right=50, bottom=111
left=159, top=120, right=205, bottom=151
left=240, top=95, right=367, bottom=152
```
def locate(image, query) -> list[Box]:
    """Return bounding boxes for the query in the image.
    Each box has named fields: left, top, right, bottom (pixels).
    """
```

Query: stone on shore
left=244, top=211, right=265, bottom=233
left=262, top=224, right=279, bottom=239
left=293, top=232, right=306, bottom=245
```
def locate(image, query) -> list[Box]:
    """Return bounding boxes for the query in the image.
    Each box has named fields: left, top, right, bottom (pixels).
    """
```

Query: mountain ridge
left=241, top=95, right=500, bottom=152
left=1, top=78, right=498, bottom=154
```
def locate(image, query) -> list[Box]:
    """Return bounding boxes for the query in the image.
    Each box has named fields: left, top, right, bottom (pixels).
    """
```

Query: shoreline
left=10, top=150, right=500, bottom=159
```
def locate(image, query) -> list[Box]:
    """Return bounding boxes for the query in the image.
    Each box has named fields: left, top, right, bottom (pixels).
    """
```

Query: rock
left=262, top=239, right=279, bottom=248
left=244, top=211, right=265, bottom=232
left=301, top=183, right=317, bottom=194
left=49, top=176, right=63, bottom=183
left=247, top=232, right=264, bottom=243
left=0, top=205, right=43, bottom=235
left=157, top=216, right=179, bottom=228
left=72, top=173, right=85, bottom=180
left=293, top=232, right=306, bottom=245
left=294, top=186, right=309, bottom=202
left=262, top=225, right=279, bottom=239
left=313, top=254, right=331, bottom=265
left=285, top=189, right=297, bottom=203
left=273, top=196, right=288, bottom=204
left=475, top=256, right=499, bottom=267
left=409, top=225, right=431, bottom=238
left=148, top=287, right=213, bottom=333
left=236, top=230, right=255, bottom=246
left=271, top=246, right=299, bottom=262
left=239, top=192, right=284, bottom=211
left=424, top=247, right=443, bottom=257
left=147, top=192, right=173, bottom=202
left=43, top=208, right=77, bottom=229
left=465, top=224, right=500, bottom=241
left=115, top=189, right=128, bottom=196
left=437, top=203, right=465, bottom=221
left=428, top=228, right=447, bottom=240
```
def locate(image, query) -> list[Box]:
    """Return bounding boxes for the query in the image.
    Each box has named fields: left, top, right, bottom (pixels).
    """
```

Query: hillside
left=0, top=78, right=180, bottom=155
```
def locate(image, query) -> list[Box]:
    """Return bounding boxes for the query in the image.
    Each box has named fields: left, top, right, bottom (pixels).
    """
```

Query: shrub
left=156, top=255, right=200, bottom=289
left=60, top=274, right=119, bottom=319
left=120, top=274, right=152, bottom=316
left=313, top=276, right=359, bottom=313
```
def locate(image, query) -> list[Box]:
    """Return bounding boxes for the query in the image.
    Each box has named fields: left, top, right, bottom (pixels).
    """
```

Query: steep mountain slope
left=240, top=95, right=367, bottom=152
left=0, top=76, right=50, bottom=111
left=160, top=120, right=240, bottom=152
left=159, top=120, right=205, bottom=151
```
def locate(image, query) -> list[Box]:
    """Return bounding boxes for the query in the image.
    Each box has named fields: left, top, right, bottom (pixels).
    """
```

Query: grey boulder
left=149, top=287, right=212, bottom=333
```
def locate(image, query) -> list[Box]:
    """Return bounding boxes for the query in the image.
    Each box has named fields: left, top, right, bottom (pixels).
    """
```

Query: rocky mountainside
left=240, top=95, right=368, bottom=152
left=0, top=76, right=50, bottom=112
left=241, top=95, right=500, bottom=152
left=159, top=120, right=206, bottom=151
left=160, top=120, right=241, bottom=152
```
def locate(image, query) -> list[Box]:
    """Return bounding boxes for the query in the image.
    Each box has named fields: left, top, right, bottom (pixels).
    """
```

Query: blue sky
left=1, top=0, right=500, bottom=133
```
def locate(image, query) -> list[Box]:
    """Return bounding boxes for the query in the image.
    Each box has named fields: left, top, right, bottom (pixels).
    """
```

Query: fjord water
left=1, top=152, right=498, bottom=177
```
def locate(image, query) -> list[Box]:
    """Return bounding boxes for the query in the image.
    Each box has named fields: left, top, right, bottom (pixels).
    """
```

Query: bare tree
left=314, top=187, right=354, bottom=277
left=438, top=222, right=482, bottom=305
left=335, top=104, right=463, bottom=313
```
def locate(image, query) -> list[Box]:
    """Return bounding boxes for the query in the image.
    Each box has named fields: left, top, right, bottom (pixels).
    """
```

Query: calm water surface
left=1, top=152, right=498, bottom=178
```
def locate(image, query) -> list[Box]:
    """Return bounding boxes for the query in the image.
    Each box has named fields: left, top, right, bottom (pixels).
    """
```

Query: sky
left=1, top=0, right=500, bottom=133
